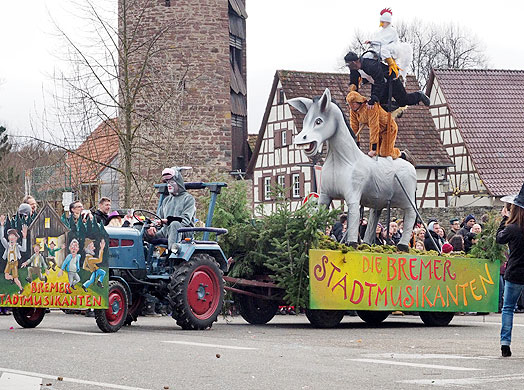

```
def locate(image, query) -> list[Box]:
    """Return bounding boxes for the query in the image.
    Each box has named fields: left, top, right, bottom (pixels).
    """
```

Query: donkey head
left=288, top=88, right=338, bottom=157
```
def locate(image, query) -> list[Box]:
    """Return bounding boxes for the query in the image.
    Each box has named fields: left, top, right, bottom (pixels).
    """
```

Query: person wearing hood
left=458, top=214, right=476, bottom=237
left=424, top=221, right=442, bottom=252
left=497, top=182, right=524, bottom=357
left=146, top=167, right=196, bottom=252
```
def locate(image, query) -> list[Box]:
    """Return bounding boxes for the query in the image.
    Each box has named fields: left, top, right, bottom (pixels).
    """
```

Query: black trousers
left=379, top=78, right=421, bottom=108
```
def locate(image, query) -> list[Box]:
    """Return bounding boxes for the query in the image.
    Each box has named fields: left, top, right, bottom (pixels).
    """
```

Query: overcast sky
left=1, top=1, right=523, bottom=138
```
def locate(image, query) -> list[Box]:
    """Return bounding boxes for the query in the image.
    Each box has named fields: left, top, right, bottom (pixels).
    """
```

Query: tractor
left=12, top=181, right=228, bottom=333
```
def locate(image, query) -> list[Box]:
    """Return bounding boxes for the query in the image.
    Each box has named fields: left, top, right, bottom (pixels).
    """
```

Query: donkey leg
left=364, top=208, right=382, bottom=245
left=398, top=206, right=417, bottom=252
left=345, top=200, right=361, bottom=247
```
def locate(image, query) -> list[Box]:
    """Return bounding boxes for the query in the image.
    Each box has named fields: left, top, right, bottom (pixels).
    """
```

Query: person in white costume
left=364, top=8, right=413, bottom=83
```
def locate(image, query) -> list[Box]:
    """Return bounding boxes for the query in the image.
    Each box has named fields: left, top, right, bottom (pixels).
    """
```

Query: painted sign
left=0, top=205, right=109, bottom=309
left=309, top=249, right=499, bottom=312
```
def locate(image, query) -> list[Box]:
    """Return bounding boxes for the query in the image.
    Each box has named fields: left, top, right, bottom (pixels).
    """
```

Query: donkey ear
left=319, top=88, right=331, bottom=113
left=287, top=97, right=313, bottom=114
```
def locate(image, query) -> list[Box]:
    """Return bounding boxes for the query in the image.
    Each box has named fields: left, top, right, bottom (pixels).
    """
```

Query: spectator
left=414, top=240, right=425, bottom=251
left=464, top=232, right=478, bottom=253
left=447, top=218, right=461, bottom=240
left=389, top=221, right=401, bottom=245
left=69, top=201, right=92, bottom=225
left=458, top=214, right=476, bottom=237
left=331, top=213, right=347, bottom=242
left=449, top=234, right=464, bottom=252
left=441, top=243, right=453, bottom=254
left=359, top=217, right=368, bottom=242
left=93, top=197, right=112, bottom=226
left=424, top=221, right=442, bottom=252
left=416, top=227, right=426, bottom=242
left=471, top=223, right=482, bottom=235
left=497, top=184, right=524, bottom=357
left=396, top=219, right=404, bottom=235
left=437, top=226, right=447, bottom=247
left=374, top=223, right=386, bottom=245
left=23, top=195, right=38, bottom=216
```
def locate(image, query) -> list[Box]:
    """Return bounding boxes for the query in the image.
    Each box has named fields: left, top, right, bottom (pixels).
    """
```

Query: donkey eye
left=315, top=118, right=323, bottom=125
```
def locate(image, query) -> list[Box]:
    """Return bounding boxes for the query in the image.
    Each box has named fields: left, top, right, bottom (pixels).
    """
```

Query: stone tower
left=118, top=0, right=248, bottom=206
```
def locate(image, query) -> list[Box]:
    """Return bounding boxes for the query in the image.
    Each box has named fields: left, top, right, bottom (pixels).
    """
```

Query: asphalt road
left=1, top=311, right=524, bottom=390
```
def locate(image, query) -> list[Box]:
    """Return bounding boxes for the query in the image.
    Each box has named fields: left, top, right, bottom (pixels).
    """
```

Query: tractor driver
left=146, top=167, right=196, bottom=253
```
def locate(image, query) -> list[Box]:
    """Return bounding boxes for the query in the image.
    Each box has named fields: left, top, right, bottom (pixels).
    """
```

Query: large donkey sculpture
left=289, top=88, right=417, bottom=252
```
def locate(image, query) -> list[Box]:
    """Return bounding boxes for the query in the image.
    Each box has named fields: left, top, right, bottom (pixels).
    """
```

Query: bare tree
left=347, top=20, right=489, bottom=89
left=32, top=0, right=194, bottom=208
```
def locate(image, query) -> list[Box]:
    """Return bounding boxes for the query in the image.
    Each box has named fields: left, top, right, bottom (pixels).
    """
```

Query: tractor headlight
left=171, top=243, right=181, bottom=254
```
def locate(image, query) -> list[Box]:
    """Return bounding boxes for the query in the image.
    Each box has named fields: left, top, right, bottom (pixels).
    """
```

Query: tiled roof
left=66, top=119, right=119, bottom=185
left=277, top=70, right=452, bottom=168
left=428, top=69, right=524, bottom=196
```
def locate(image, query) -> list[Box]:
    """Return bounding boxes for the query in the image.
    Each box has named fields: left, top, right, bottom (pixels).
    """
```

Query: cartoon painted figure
left=22, top=243, right=49, bottom=283
left=82, top=239, right=106, bottom=292
left=58, top=239, right=81, bottom=291
left=0, top=215, right=27, bottom=294
left=45, top=240, right=64, bottom=271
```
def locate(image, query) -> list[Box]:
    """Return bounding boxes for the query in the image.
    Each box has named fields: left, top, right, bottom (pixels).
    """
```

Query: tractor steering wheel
left=133, top=209, right=162, bottom=226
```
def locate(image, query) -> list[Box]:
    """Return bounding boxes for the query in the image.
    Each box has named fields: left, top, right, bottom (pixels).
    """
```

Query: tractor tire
left=357, top=310, right=390, bottom=325
left=305, top=309, right=345, bottom=328
left=124, top=294, right=144, bottom=326
left=95, top=280, right=129, bottom=333
left=12, top=307, right=46, bottom=328
left=419, top=311, right=455, bottom=327
left=168, top=254, right=224, bottom=330
left=234, top=291, right=279, bottom=325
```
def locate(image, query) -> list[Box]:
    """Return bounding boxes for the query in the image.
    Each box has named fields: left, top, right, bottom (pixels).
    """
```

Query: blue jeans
left=501, top=280, right=524, bottom=346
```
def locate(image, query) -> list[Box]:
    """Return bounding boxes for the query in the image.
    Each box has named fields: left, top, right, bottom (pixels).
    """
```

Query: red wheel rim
left=106, top=288, right=125, bottom=325
left=187, top=265, right=220, bottom=320
left=25, top=308, right=44, bottom=321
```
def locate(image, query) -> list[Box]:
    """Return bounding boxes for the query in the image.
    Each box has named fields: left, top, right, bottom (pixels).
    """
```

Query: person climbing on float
left=346, top=90, right=413, bottom=163
left=364, top=8, right=413, bottom=83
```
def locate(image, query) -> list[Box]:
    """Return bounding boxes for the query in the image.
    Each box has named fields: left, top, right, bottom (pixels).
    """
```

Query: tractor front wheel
left=12, top=307, right=46, bottom=328
left=168, top=254, right=224, bottom=330
left=95, top=281, right=129, bottom=333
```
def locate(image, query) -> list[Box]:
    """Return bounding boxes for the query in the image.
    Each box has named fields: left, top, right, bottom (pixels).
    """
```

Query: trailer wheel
left=95, top=281, right=129, bottom=333
left=305, top=309, right=345, bottom=328
left=357, top=311, right=390, bottom=325
left=168, top=254, right=224, bottom=330
left=235, top=291, right=279, bottom=325
left=12, top=307, right=46, bottom=328
left=419, top=312, right=455, bottom=326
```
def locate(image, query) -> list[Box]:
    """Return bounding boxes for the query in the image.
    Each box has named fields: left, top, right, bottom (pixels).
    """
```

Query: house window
left=264, top=177, right=272, bottom=200
left=281, top=130, right=287, bottom=146
left=277, top=88, right=285, bottom=105
left=292, top=174, right=300, bottom=198
left=278, top=175, right=285, bottom=189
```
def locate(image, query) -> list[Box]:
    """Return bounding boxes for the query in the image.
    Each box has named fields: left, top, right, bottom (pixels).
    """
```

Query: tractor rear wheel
left=168, top=254, right=224, bottom=330
left=12, top=307, right=46, bottom=328
left=235, top=291, right=279, bottom=325
left=95, top=280, right=129, bottom=333
left=357, top=310, right=390, bottom=325
left=305, top=309, right=345, bottom=328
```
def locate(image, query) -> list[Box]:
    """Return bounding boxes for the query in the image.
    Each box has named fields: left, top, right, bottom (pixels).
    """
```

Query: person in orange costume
left=346, top=90, right=400, bottom=159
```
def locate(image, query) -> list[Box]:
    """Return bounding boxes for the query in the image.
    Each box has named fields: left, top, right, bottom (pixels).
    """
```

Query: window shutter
left=300, top=171, right=305, bottom=198
left=287, top=129, right=293, bottom=146
left=274, top=130, right=281, bottom=148
left=258, top=176, right=263, bottom=202
left=284, top=174, right=291, bottom=199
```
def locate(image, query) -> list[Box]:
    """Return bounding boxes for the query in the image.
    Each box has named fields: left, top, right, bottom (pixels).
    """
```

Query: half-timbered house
left=247, top=70, right=452, bottom=215
left=427, top=69, right=524, bottom=206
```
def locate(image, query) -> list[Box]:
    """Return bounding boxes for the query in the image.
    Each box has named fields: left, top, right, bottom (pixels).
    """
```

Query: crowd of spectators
left=329, top=212, right=486, bottom=254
